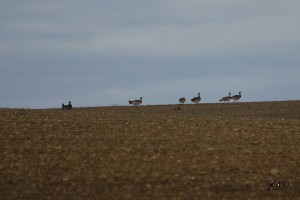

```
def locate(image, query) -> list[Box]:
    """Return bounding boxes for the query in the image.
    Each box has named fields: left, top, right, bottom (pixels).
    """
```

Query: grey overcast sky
left=1, top=0, right=300, bottom=108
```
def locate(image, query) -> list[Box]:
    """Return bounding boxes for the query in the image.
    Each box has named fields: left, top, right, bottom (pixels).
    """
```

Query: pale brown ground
left=0, top=101, right=299, bottom=199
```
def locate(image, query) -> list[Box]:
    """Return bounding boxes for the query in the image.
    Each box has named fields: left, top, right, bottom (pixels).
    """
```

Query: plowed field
left=1, top=101, right=299, bottom=199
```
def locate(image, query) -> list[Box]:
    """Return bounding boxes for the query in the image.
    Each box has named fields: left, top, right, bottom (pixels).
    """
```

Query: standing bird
left=129, top=97, right=143, bottom=106
left=179, top=97, right=186, bottom=104
left=231, top=92, right=242, bottom=103
left=191, top=92, right=201, bottom=104
left=219, top=93, right=231, bottom=103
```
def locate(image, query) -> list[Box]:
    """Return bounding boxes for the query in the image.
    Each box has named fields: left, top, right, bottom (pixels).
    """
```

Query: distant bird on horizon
left=191, top=92, right=201, bottom=104
left=231, top=92, right=242, bottom=103
left=62, top=101, right=72, bottom=109
left=219, top=93, right=231, bottom=103
left=129, top=97, right=143, bottom=106
left=179, top=97, right=186, bottom=104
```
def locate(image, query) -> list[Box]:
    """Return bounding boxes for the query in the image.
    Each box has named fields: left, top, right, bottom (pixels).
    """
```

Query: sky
left=1, top=0, right=300, bottom=108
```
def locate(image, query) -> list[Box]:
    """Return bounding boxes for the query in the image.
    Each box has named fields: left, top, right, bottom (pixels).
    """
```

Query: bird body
left=219, top=93, right=231, bottom=103
left=129, top=97, right=143, bottom=106
left=62, top=101, right=72, bottom=109
left=231, top=92, right=242, bottom=103
left=191, top=93, right=201, bottom=104
left=179, top=97, right=186, bottom=104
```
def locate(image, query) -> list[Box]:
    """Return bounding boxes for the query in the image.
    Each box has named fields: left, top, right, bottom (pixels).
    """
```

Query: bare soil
left=0, top=101, right=299, bottom=199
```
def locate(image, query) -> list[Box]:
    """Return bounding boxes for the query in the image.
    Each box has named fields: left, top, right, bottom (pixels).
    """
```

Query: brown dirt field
left=0, top=101, right=299, bottom=199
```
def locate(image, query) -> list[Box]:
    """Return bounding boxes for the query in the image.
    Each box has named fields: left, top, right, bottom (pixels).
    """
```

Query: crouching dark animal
left=62, top=101, right=72, bottom=110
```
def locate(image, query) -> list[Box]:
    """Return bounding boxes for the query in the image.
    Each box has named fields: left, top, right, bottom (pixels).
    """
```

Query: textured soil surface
left=0, top=101, right=299, bottom=199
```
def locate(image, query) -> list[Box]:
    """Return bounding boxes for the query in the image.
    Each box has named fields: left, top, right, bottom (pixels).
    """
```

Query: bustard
left=219, top=93, right=231, bottom=103
left=129, top=97, right=143, bottom=106
left=62, top=101, right=72, bottom=110
left=191, top=93, right=201, bottom=104
left=179, top=97, right=186, bottom=104
left=231, top=92, right=242, bottom=103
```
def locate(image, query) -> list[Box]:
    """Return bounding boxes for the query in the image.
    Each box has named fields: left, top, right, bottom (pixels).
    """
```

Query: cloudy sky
left=1, top=0, right=300, bottom=108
